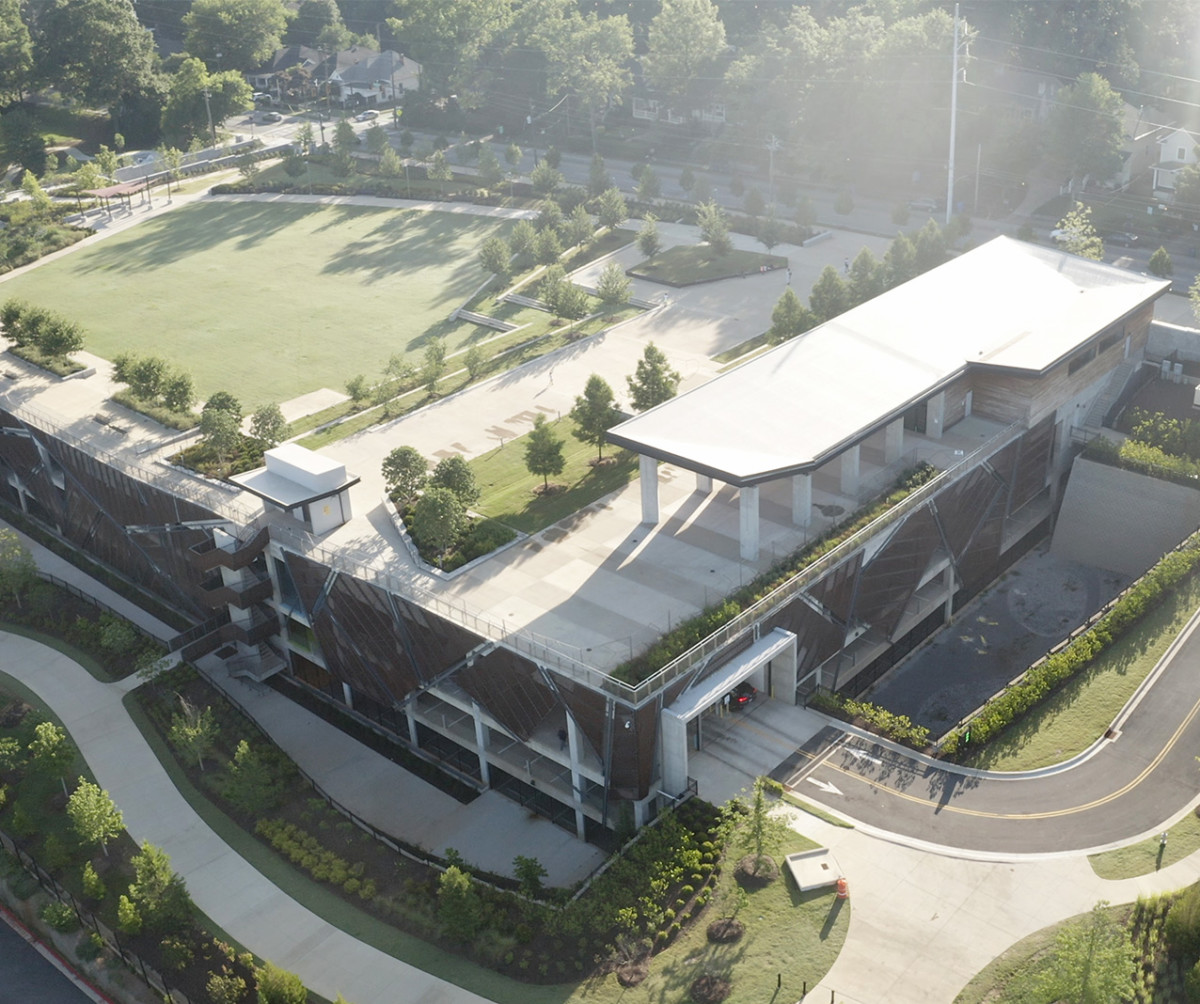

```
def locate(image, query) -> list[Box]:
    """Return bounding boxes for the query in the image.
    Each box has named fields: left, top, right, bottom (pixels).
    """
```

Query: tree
left=286, top=0, right=350, bottom=48
left=430, top=455, right=480, bottom=508
left=1175, top=164, right=1200, bottom=219
left=644, top=0, right=726, bottom=103
left=222, top=740, right=284, bottom=814
left=769, top=288, right=813, bottom=343
left=254, top=962, right=308, bottom=1004
left=504, top=142, right=522, bottom=171
left=1149, top=246, right=1173, bottom=278
left=847, top=248, right=887, bottom=307
left=588, top=154, right=610, bottom=197
left=464, top=344, right=487, bottom=380
left=382, top=446, right=427, bottom=503
left=570, top=375, right=620, bottom=460
left=478, top=235, right=511, bottom=282
left=535, top=200, right=564, bottom=233
left=201, top=399, right=242, bottom=471
left=627, top=343, right=681, bottom=412
left=1, top=109, right=46, bottom=176
left=438, top=864, right=484, bottom=941
left=238, top=154, right=260, bottom=182
left=249, top=403, right=288, bottom=446
left=1189, top=274, right=1200, bottom=328
left=20, top=171, right=50, bottom=214
left=757, top=214, right=783, bottom=253
left=539, top=11, right=633, bottom=151
left=533, top=227, right=563, bottom=265
left=28, top=721, right=73, bottom=797
left=128, top=842, right=192, bottom=933
left=1037, top=901, right=1134, bottom=1004
left=365, top=124, right=388, bottom=157
left=524, top=414, right=565, bottom=489
left=168, top=699, right=219, bottom=772
left=0, top=0, right=33, bottom=103
left=33, top=0, right=161, bottom=110
left=530, top=161, right=564, bottom=197
left=1049, top=72, right=1125, bottom=187
left=422, top=338, right=447, bottom=393
left=696, top=200, right=732, bottom=256
left=883, top=232, right=918, bottom=288
left=809, top=266, right=850, bottom=323
left=564, top=204, right=594, bottom=249
left=743, top=187, right=765, bottom=218
left=0, top=527, right=36, bottom=610
left=1054, top=203, right=1104, bottom=260
left=386, top=0, right=515, bottom=107
left=162, top=58, right=251, bottom=146
left=509, top=219, right=536, bottom=258
left=183, top=0, right=289, bottom=72
left=912, top=219, right=947, bottom=274
left=637, top=167, right=661, bottom=202
left=597, top=186, right=627, bottom=228
left=553, top=282, right=589, bottom=321
left=412, top=487, right=466, bottom=565
left=67, top=778, right=124, bottom=856
left=378, top=146, right=403, bottom=179
left=513, top=854, right=547, bottom=898
left=476, top=144, right=504, bottom=188
left=596, top=262, right=631, bottom=306
left=636, top=214, right=661, bottom=259
left=738, top=776, right=791, bottom=877
left=427, top=150, right=452, bottom=182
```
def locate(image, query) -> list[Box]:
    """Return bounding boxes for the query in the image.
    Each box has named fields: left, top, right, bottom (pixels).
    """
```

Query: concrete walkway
left=0, top=631, right=494, bottom=1004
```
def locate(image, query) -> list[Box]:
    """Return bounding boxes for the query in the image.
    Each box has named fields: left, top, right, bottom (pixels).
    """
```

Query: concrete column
left=884, top=419, right=904, bottom=463
left=772, top=634, right=800, bottom=705
left=472, top=703, right=490, bottom=786
left=562, top=717, right=585, bottom=839
left=739, top=484, right=759, bottom=561
left=342, top=682, right=353, bottom=709
left=659, top=713, right=688, bottom=799
left=695, top=473, right=713, bottom=494
left=839, top=446, right=860, bottom=496
left=942, top=564, right=956, bottom=625
left=791, top=474, right=811, bottom=526
left=639, top=454, right=659, bottom=525
left=405, top=704, right=419, bottom=746
left=927, top=391, right=945, bottom=440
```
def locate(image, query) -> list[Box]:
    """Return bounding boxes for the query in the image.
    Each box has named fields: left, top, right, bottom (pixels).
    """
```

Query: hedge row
left=256, top=817, right=377, bottom=899
left=808, top=693, right=931, bottom=749
left=1085, top=436, right=1200, bottom=490
left=939, top=530, right=1200, bottom=759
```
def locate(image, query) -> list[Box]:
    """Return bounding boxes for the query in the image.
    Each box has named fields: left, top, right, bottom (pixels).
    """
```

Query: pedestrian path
left=0, top=631, right=496, bottom=1004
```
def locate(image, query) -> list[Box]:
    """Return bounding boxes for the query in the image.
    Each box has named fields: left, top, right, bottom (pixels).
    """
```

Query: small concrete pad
left=785, top=848, right=843, bottom=891
left=277, top=387, right=349, bottom=424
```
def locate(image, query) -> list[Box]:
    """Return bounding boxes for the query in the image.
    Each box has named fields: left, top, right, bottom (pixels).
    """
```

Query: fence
left=0, top=829, right=193, bottom=1004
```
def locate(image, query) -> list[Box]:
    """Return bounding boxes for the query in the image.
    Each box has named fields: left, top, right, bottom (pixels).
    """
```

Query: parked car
left=1105, top=232, right=1139, bottom=247
left=252, top=92, right=274, bottom=105
left=355, top=109, right=379, bottom=122
left=727, top=681, right=757, bottom=710
left=260, top=111, right=283, bottom=123
left=908, top=197, right=941, bottom=213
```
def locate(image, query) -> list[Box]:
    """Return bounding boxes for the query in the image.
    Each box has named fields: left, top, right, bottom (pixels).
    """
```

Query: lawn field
left=0, top=201, right=513, bottom=408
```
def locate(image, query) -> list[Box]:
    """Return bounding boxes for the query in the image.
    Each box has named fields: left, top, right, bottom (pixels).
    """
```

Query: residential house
left=1153, top=126, right=1200, bottom=195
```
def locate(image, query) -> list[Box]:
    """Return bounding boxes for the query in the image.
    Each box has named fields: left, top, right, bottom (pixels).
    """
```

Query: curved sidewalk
left=0, top=632, right=492, bottom=1004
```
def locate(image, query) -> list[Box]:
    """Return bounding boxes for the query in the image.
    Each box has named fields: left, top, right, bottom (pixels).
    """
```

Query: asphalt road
left=777, top=610, right=1200, bottom=854
left=0, top=917, right=93, bottom=1004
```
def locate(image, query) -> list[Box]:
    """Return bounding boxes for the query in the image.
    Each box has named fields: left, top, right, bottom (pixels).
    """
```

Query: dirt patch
left=690, top=973, right=732, bottom=1003
left=706, top=917, right=744, bottom=943
left=734, top=854, right=780, bottom=887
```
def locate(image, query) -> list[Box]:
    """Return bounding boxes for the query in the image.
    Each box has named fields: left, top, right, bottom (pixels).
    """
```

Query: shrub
left=160, top=935, right=194, bottom=970
left=1168, top=882, right=1200, bottom=966
left=81, top=861, right=106, bottom=901
left=254, top=962, right=308, bottom=1004
left=40, top=900, right=78, bottom=932
left=76, top=930, right=104, bottom=961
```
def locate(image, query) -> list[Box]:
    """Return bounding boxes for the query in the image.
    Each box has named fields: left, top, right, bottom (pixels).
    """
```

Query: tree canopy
left=524, top=413, right=566, bottom=488
left=183, top=0, right=290, bottom=73
left=1048, top=72, right=1125, bottom=185
left=643, top=0, right=726, bottom=102
left=570, top=374, right=620, bottom=459
left=627, top=343, right=681, bottom=413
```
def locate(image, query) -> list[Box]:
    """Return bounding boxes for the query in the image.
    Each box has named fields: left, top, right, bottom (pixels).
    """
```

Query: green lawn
left=470, top=417, right=639, bottom=534
left=630, top=246, right=788, bottom=286
left=964, top=577, right=1200, bottom=771
left=0, top=201, right=515, bottom=408
left=1089, top=808, right=1200, bottom=879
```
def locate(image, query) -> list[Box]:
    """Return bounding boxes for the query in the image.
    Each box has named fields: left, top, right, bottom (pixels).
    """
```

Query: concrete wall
left=1147, top=320, right=1200, bottom=364
left=1051, top=456, right=1200, bottom=576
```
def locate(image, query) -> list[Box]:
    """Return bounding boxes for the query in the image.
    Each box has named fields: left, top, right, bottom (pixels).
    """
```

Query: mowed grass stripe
left=470, top=417, right=638, bottom=534
left=0, top=201, right=514, bottom=408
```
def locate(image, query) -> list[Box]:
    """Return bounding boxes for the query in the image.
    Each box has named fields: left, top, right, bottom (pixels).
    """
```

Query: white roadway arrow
left=806, top=777, right=843, bottom=796
left=846, top=748, right=883, bottom=766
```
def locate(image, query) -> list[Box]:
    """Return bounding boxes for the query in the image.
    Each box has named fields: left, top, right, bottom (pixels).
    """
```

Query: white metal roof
left=608, top=237, right=1169, bottom=484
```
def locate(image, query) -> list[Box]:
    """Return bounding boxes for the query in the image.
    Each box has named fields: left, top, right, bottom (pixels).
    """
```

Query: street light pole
left=764, top=134, right=781, bottom=206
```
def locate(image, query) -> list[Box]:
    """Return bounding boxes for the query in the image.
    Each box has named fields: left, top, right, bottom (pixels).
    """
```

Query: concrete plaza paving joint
left=2, top=183, right=1199, bottom=1003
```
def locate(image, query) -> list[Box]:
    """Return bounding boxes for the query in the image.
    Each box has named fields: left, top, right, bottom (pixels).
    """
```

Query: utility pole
left=764, top=134, right=782, bottom=207
left=945, top=3, right=960, bottom=227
